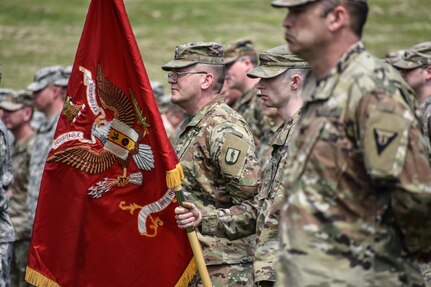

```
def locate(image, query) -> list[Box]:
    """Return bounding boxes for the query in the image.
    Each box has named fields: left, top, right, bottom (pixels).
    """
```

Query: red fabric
left=27, top=0, right=193, bottom=286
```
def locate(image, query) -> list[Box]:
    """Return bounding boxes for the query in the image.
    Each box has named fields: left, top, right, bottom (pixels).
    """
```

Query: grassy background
left=0, top=0, right=430, bottom=90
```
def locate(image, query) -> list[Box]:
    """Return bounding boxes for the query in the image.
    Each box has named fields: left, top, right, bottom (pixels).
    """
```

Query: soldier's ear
left=200, top=73, right=213, bottom=90
left=290, top=74, right=302, bottom=90
left=326, top=4, right=348, bottom=33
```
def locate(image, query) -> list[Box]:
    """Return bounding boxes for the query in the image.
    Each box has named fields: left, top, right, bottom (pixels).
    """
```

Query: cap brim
left=271, top=0, right=318, bottom=8
left=392, top=60, right=423, bottom=70
left=161, top=60, right=197, bottom=71
left=0, top=102, right=23, bottom=112
left=26, top=81, right=48, bottom=92
left=247, top=66, right=287, bottom=79
left=224, top=56, right=239, bottom=65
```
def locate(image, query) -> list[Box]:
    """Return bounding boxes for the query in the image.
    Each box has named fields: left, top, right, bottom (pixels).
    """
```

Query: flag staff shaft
left=174, top=186, right=212, bottom=287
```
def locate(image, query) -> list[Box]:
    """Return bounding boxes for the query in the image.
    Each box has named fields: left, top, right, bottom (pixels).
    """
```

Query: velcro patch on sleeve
left=219, top=133, right=250, bottom=177
left=363, top=108, right=410, bottom=178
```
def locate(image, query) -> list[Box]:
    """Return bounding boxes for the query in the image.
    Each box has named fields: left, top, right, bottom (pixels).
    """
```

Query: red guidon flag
left=26, top=0, right=196, bottom=286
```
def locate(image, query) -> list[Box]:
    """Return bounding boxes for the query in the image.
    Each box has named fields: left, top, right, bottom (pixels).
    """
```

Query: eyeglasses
left=166, top=71, right=207, bottom=81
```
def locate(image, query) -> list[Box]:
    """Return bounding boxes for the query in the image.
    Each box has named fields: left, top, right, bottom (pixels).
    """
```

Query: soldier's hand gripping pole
left=173, top=185, right=212, bottom=287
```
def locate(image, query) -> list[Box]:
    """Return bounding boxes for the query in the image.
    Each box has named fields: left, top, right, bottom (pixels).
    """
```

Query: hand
left=175, top=201, right=202, bottom=229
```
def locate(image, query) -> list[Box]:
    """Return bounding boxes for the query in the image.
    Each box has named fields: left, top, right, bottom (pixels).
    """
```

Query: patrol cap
left=247, top=45, right=309, bottom=79
left=0, top=90, right=33, bottom=112
left=54, top=65, right=72, bottom=87
left=27, top=65, right=64, bottom=92
left=385, top=49, right=405, bottom=66
left=0, top=88, right=17, bottom=101
left=162, top=42, right=224, bottom=71
left=392, top=42, right=431, bottom=70
left=223, top=39, right=256, bottom=65
left=271, top=0, right=367, bottom=8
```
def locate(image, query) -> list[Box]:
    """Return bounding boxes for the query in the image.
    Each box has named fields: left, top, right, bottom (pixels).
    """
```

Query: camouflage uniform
left=9, top=135, right=34, bottom=287
left=0, top=120, right=15, bottom=287
left=27, top=114, right=60, bottom=231
left=27, top=65, right=66, bottom=231
left=419, top=98, right=431, bottom=164
left=276, top=42, right=431, bottom=286
left=200, top=45, right=309, bottom=286
left=391, top=42, right=431, bottom=165
left=176, top=99, right=259, bottom=286
left=224, top=39, right=269, bottom=151
left=232, top=88, right=267, bottom=150
left=163, top=42, right=260, bottom=286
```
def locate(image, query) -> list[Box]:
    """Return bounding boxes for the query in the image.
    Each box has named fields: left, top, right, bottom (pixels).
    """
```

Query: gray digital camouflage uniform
left=0, top=120, right=15, bottom=287
left=175, top=98, right=260, bottom=287
left=276, top=42, right=431, bottom=287
left=27, top=114, right=60, bottom=232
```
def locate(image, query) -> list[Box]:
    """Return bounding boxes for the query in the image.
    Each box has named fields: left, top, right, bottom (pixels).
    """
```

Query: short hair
left=196, top=64, right=225, bottom=93
left=320, top=0, right=369, bottom=38
left=282, top=68, right=310, bottom=91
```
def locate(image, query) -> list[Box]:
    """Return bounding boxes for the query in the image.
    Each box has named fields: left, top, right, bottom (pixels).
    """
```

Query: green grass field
left=0, top=0, right=430, bottom=90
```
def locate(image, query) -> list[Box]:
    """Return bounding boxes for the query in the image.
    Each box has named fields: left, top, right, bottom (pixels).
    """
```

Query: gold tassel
left=25, top=266, right=61, bottom=287
left=166, top=163, right=184, bottom=189
left=175, top=257, right=198, bottom=287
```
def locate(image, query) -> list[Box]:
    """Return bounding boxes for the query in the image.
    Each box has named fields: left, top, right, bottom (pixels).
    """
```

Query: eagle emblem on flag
left=48, top=65, right=155, bottom=198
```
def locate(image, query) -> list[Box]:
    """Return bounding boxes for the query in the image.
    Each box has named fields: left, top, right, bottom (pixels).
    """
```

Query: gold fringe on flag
left=166, top=163, right=184, bottom=189
left=175, top=257, right=198, bottom=287
left=25, top=266, right=61, bottom=287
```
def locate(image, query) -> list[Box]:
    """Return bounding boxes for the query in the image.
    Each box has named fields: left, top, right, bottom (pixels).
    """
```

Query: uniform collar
left=303, top=41, right=365, bottom=104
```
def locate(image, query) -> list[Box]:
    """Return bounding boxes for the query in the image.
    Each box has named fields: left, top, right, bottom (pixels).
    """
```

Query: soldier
left=163, top=42, right=260, bottom=286
left=158, top=94, right=185, bottom=144
left=223, top=39, right=267, bottom=150
left=176, top=45, right=310, bottom=287
left=391, top=42, right=431, bottom=154
left=0, top=74, right=15, bottom=287
left=391, top=42, right=431, bottom=286
left=26, top=66, right=67, bottom=232
left=247, top=46, right=309, bottom=287
left=272, top=0, right=431, bottom=286
left=0, top=91, right=35, bottom=287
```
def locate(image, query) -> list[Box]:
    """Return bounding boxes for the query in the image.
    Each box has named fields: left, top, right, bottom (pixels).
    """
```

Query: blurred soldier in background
left=392, top=42, right=431, bottom=155
left=223, top=39, right=267, bottom=150
left=0, top=91, right=35, bottom=287
left=163, top=42, right=260, bottom=286
left=0, top=64, right=15, bottom=287
left=26, top=65, right=68, bottom=234
left=391, top=42, right=431, bottom=286
left=158, top=94, right=185, bottom=144
left=272, top=0, right=431, bottom=286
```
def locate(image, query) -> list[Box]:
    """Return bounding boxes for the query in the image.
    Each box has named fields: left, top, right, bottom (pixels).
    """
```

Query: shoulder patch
left=219, top=133, right=250, bottom=177
left=373, top=128, right=398, bottom=155
left=364, top=108, right=409, bottom=177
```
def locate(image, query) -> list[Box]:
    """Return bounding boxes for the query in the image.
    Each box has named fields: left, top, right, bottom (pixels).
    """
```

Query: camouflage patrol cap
left=27, top=65, right=64, bottom=92
left=0, top=88, right=17, bottom=100
left=385, top=49, right=405, bottom=66
left=392, top=42, right=431, bottom=70
left=162, top=42, right=224, bottom=71
left=223, top=39, right=256, bottom=65
left=54, top=65, right=72, bottom=87
left=0, top=90, right=33, bottom=112
left=271, top=0, right=367, bottom=8
left=247, top=45, right=309, bottom=79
